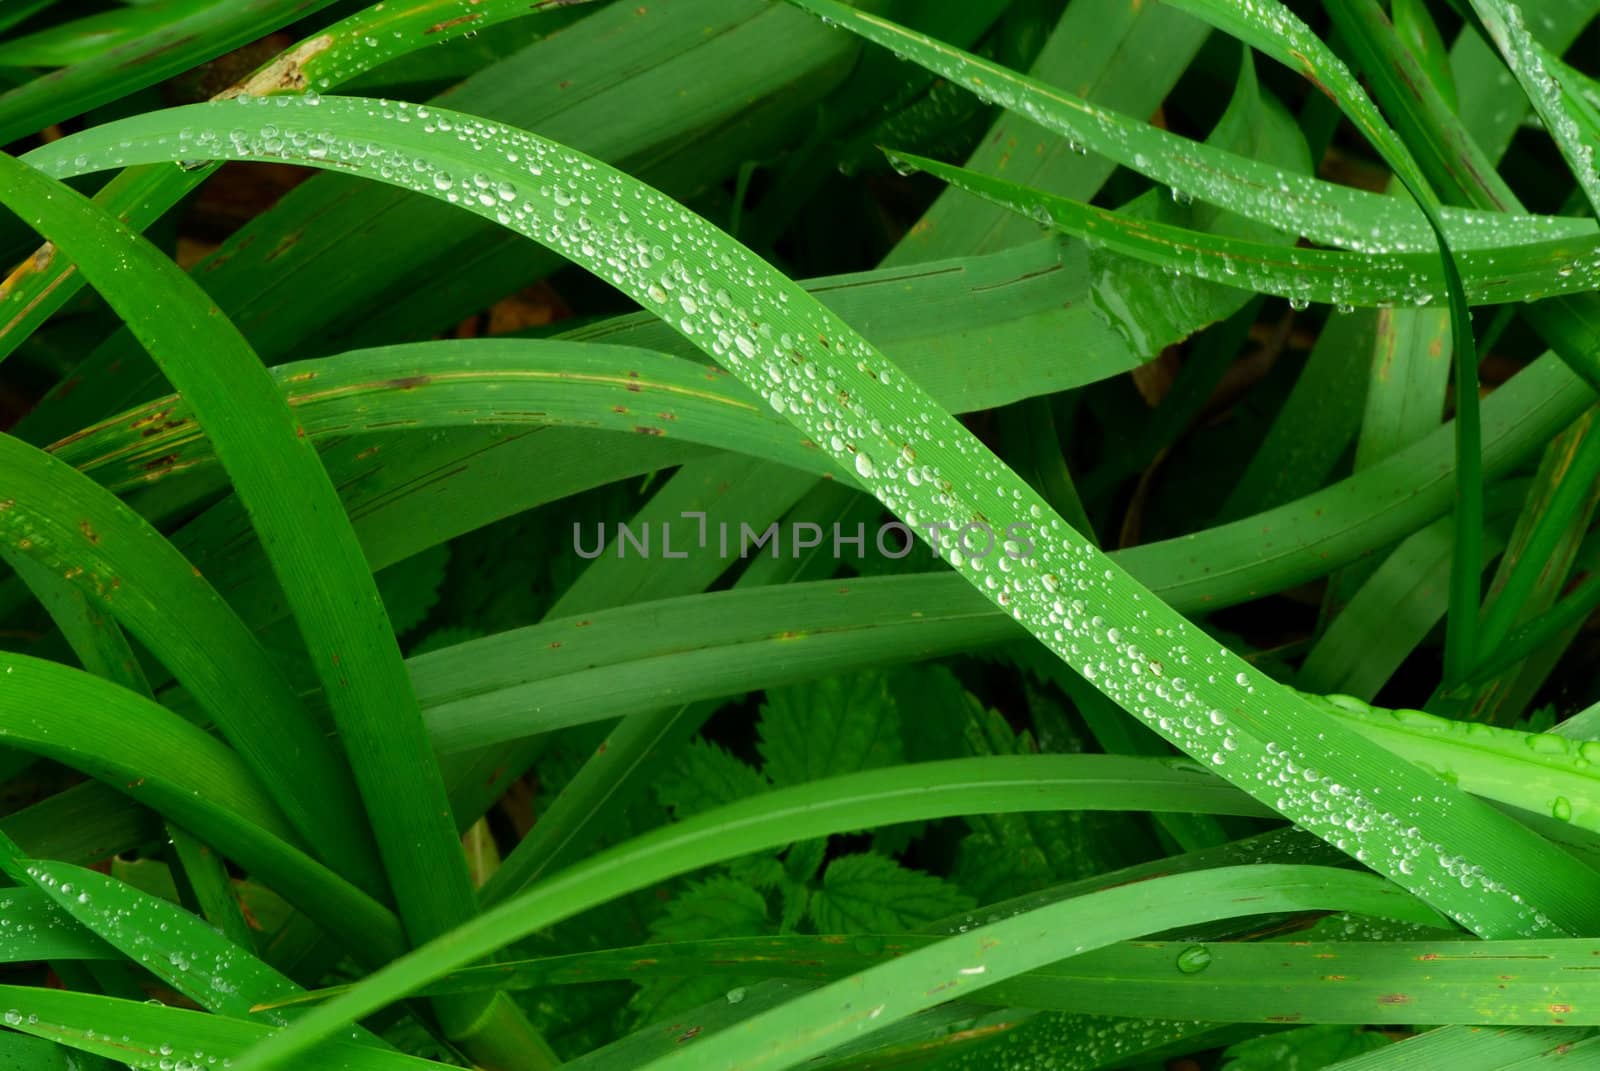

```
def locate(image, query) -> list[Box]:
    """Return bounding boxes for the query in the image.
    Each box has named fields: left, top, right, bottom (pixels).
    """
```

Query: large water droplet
left=1175, top=944, right=1212, bottom=974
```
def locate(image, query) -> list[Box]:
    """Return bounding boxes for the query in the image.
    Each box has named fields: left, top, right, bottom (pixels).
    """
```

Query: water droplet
left=1175, top=944, right=1212, bottom=974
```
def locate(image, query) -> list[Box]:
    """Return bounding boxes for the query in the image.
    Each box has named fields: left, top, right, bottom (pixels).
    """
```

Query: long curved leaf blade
left=24, top=97, right=1600, bottom=1067
left=1466, top=0, right=1600, bottom=216
left=783, top=0, right=1591, bottom=254
left=0, top=149, right=478, bottom=957
left=0, top=653, right=406, bottom=964
left=23, top=860, right=299, bottom=1022
left=23, top=93, right=1599, bottom=939
left=0, top=888, right=116, bottom=964
left=0, top=0, right=342, bottom=145
left=0, top=986, right=440, bottom=1071
left=0, top=435, right=381, bottom=892
left=882, top=149, right=1599, bottom=307
left=616, top=867, right=1435, bottom=1071
left=52, top=340, right=837, bottom=493
left=267, top=931, right=1600, bottom=1026
left=0, top=0, right=590, bottom=369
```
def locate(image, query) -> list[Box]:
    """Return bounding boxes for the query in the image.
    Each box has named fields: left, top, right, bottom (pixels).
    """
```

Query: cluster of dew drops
left=3, top=864, right=365, bottom=1066
left=115, top=95, right=1556, bottom=933
left=972, top=166, right=1597, bottom=312
left=2, top=872, right=229, bottom=1070
left=840, top=23, right=1443, bottom=257
left=1491, top=3, right=1598, bottom=206
left=825, top=6, right=1597, bottom=298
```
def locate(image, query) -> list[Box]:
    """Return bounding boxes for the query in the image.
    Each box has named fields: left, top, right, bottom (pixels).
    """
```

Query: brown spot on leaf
left=216, top=34, right=332, bottom=97
left=426, top=13, right=482, bottom=33
left=265, top=229, right=303, bottom=262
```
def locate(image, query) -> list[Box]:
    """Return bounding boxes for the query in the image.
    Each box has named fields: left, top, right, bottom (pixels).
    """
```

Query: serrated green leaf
left=375, top=544, right=450, bottom=639
left=631, top=877, right=771, bottom=1026
left=809, top=853, right=974, bottom=934
left=759, top=673, right=903, bottom=788
left=647, top=877, right=770, bottom=944
left=654, top=740, right=768, bottom=820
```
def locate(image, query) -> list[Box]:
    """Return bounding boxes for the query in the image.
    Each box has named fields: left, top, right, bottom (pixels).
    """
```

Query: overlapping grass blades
left=2, top=1, right=1598, bottom=1068
left=20, top=86, right=1600, bottom=1065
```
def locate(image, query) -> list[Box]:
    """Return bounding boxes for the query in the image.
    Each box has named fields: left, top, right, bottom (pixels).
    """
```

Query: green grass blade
left=1465, top=572, right=1600, bottom=690
left=881, top=0, right=1210, bottom=265
left=0, top=986, right=441, bottom=1071
left=625, top=867, right=1435, bottom=1071
left=267, top=931, right=1600, bottom=1026
left=411, top=576, right=1016, bottom=754
left=0, top=1, right=217, bottom=68
left=31, top=93, right=1600, bottom=953
left=0, top=145, right=555, bottom=1071
left=232, top=843, right=1426, bottom=1071
left=1473, top=412, right=1600, bottom=662
left=0, top=652, right=406, bottom=963
left=7, top=0, right=857, bottom=448
left=0, top=782, right=160, bottom=870
left=879, top=149, right=1598, bottom=307
left=3, top=530, right=258, bottom=951
left=1393, top=0, right=1460, bottom=112
left=0, top=148, right=467, bottom=933
left=406, top=566, right=1600, bottom=841
left=167, top=826, right=257, bottom=954
left=1299, top=503, right=1515, bottom=700
left=0, top=0, right=344, bottom=145
left=1320, top=1026, right=1586, bottom=1070
left=0, top=0, right=586, bottom=370
left=52, top=340, right=837, bottom=493
left=463, top=452, right=824, bottom=894
left=0, top=435, right=381, bottom=890
left=1216, top=311, right=1373, bottom=520
left=1465, top=0, right=1600, bottom=216
left=185, top=340, right=1592, bottom=657
left=28, top=94, right=1600, bottom=1011
left=1355, top=308, right=1454, bottom=470
left=819, top=0, right=1496, bottom=691
left=0, top=888, right=116, bottom=963
left=230, top=0, right=595, bottom=101
left=15, top=854, right=393, bottom=1053
left=0, top=1032, right=102, bottom=1071
left=1302, top=692, right=1600, bottom=832
left=784, top=0, right=1590, bottom=254
left=19, top=858, right=303, bottom=1024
